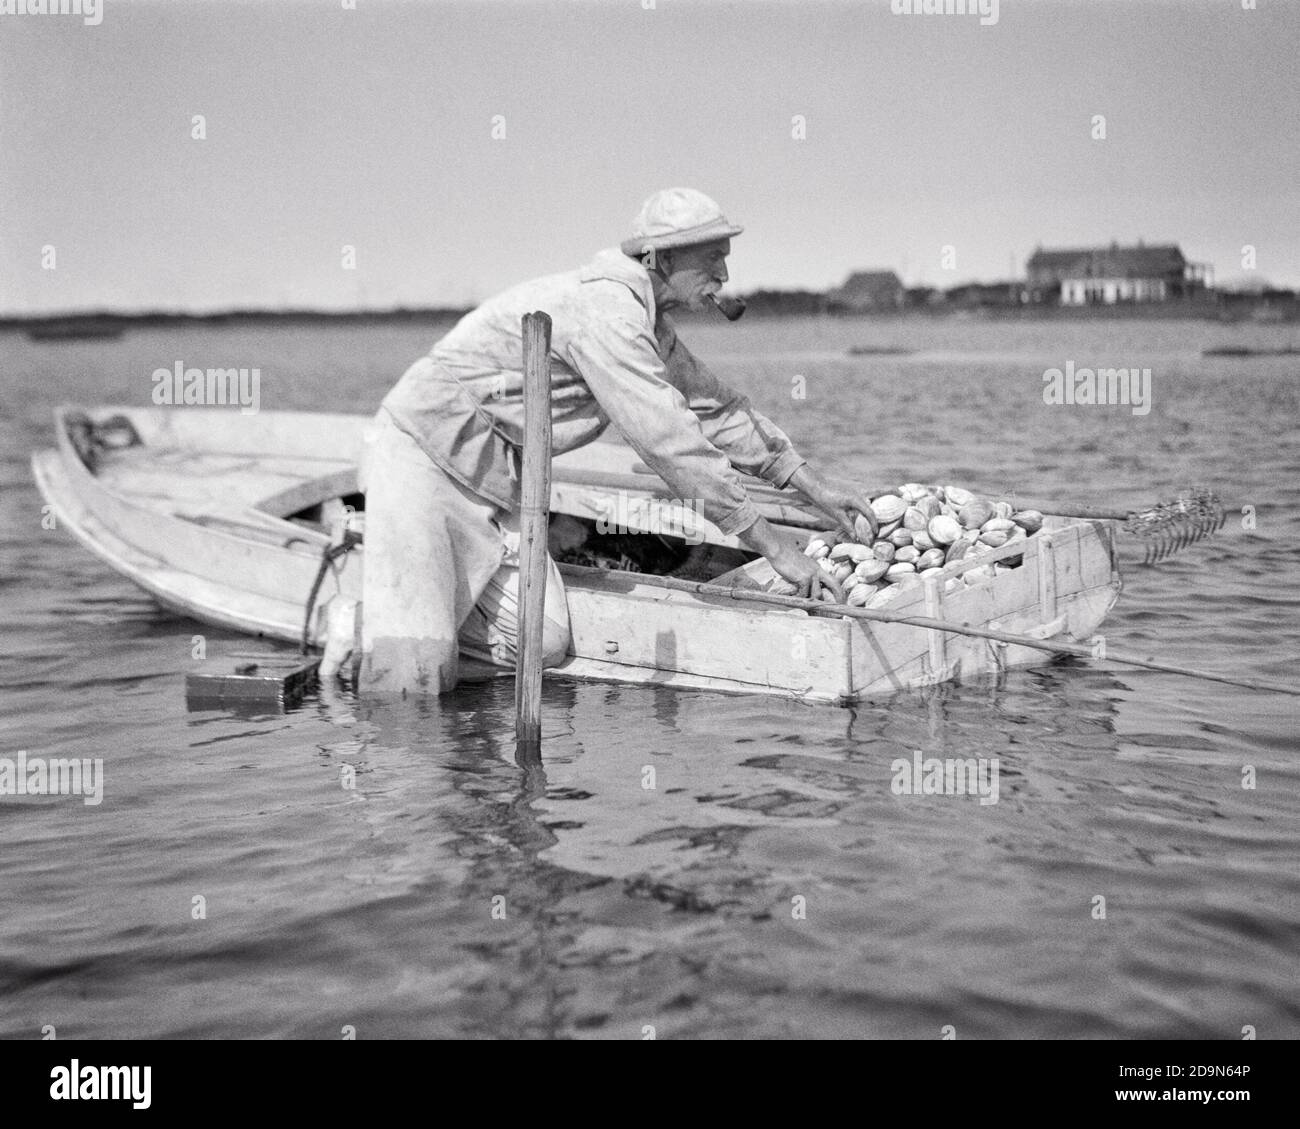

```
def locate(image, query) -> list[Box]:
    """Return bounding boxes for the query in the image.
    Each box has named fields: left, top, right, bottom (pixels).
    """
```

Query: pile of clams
left=803, top=483, right=1044, bottom=608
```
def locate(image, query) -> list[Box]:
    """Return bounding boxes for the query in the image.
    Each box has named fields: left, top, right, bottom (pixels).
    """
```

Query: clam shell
left=920, top=566, right=945, bottom=578
left=877, top=519, right=902, bottom=538
left=828, top=542, right=858, bottom=561
left=928, top=515, right=962, bottom=545
left=889, top=528, right=914, bottom=548
left=916, top=548, right=946, bottom=570
left=899, top=482, right=930, bottom=503
left=804, top=537, right=827, bottom=557
left=993, top=501, right=1013, bottom=519
left=902, top=506, right=929, bottom=531
left=832, top=560, right=855, bottom=582
left=963, top=565, right=995, bottom=585
left=854, top=558, right=890, bottom=583
left=1012, top=509, right=1043, bottom=533
left=944, top=485, right=975, bottom=508
left=808, top=543, right=830, bottom=560
left=917, top=495, right=943, bottom=520
left=978, top=530, right=1009, bottom=547
left=910, top=529, right=937, bottom=552
left=894, top=545, right=920, bottom=563
left=870, top=495, right=908, bottom=523
left=897, top=572, right=922, bottom=588
left=959, top=500, right=995, bottom=529
left=872, top=541, right=896, bottom=562
left=867, top=584, right=901, bottom=608
left=886, top=561, right=916, bottom=578
left=854, top=513, right=879, bottom=543
left=847, top=584, right=871, bottom=607
left=944, top=539, right=971, bottom=564
left=980, top=517, right=1016, bottom=534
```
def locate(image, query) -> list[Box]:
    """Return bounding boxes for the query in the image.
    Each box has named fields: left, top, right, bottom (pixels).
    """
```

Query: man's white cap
left=620, top=188, right=744, bottom=257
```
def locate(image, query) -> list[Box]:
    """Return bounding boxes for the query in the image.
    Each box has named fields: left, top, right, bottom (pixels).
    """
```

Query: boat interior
left=58, top=406, right=767, bottom=586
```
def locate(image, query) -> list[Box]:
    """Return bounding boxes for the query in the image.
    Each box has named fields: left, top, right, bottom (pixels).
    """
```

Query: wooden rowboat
left=31, top=405, right=1121, bottom=704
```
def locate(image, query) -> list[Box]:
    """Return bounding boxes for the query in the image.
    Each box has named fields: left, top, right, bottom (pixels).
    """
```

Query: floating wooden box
left=185, top=653, right=320, bottom=711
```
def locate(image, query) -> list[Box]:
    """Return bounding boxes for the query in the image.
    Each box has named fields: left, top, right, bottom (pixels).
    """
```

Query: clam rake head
left=1122, top=487, right=1226, bottom=564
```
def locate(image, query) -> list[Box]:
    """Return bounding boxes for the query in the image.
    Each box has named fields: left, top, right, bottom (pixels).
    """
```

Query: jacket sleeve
left=565, top=314, right=762, bottom=537
left=656, top=320, right=807, bottom=488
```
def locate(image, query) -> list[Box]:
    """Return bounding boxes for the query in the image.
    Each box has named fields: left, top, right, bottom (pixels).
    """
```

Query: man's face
left=661, top=239, right=730, bottom=311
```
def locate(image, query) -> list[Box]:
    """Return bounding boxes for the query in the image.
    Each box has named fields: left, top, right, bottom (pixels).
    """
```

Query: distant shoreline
left=1, top=308, right=473, bottom=336
left=3, top=298, right=1297, bottom=336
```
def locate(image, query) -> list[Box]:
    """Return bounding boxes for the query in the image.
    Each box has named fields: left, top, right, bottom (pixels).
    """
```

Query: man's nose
left=717, top=263, right=728, bottom=283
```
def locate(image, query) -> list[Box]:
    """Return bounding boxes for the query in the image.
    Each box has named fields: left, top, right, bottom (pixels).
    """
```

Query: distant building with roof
left=1026, top=242, right=1213, bottom=305
left=828, top=270, right=905, bottom=313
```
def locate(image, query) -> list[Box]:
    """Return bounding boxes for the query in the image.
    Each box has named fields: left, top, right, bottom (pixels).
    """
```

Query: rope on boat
left=301, top=529, right=363, bottom=655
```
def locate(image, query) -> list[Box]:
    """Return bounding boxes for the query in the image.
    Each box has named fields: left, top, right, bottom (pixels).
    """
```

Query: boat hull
left=32, top=406, right=1121, bottom=704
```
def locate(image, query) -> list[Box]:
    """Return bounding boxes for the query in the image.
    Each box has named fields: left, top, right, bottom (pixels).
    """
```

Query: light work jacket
left=380, top=246, right=807, bottom=536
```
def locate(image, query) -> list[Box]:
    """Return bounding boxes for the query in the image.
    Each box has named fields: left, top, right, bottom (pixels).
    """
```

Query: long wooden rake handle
left=557, top=564, right=1299, bottom=697
left=558, top=467, right=1126, bottom=530
left=586, top=464, right=1225, bottom=559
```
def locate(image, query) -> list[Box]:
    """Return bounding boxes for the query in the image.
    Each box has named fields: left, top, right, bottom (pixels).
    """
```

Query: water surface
left=1, top=314, right=1297, bottom=1038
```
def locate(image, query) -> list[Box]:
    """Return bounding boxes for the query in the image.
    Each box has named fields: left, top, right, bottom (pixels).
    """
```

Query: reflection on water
left=2, top=317, right=1298, bottom=1038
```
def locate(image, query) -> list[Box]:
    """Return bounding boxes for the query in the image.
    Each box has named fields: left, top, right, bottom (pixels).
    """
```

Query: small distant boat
left=1202, top=345, right=1300, bottom=357
left=847, top=345, right=913, bottom=356
left=32, top=405, right=1121, bottom=704
left=25, top=318, right=125, bottom=342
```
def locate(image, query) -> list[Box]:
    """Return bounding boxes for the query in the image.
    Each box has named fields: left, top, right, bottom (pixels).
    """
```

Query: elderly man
left=347, top=188, right=874, bottom=693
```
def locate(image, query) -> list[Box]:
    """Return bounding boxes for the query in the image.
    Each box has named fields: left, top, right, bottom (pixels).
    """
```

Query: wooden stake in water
left=516, top=311, right=553, bottom=751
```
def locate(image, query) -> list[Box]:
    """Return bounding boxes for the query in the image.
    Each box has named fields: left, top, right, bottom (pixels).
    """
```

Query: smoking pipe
left=709, top=293, right=747, bottom=321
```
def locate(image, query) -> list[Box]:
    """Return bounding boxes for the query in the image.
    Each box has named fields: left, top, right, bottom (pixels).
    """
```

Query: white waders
left=353, top=407, right=571, bottom=694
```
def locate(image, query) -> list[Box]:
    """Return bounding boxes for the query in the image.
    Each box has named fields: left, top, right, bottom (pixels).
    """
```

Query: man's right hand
left=738, top=516, right=845, bottom=603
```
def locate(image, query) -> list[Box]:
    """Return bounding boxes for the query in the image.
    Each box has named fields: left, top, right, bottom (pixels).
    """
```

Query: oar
left=602, top=464, right=1226, bottom=562
left=557, top=564, right=1300, bottom=698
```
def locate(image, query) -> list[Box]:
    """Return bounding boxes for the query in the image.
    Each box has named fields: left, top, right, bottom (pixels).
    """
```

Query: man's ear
left=656, top=248, right=673, bottom=275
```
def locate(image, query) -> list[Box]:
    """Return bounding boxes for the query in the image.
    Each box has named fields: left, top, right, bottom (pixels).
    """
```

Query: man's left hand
left=789, top=467, right=877, bottom=543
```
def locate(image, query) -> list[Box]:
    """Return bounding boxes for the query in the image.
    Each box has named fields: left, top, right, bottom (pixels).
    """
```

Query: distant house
left=828, top=270, right=905, bottom=313
left=1026, top=242, right=1213, bottom=305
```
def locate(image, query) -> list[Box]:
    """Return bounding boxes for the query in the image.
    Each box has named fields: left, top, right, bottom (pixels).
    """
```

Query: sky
left=2, top=0, right=1298, bottom=315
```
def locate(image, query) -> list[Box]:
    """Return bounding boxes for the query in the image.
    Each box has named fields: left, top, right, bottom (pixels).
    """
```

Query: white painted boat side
left=32, top=405, right=1122, bottom=703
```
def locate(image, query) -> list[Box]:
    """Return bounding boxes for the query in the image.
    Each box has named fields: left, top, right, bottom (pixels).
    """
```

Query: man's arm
left=655, top=319, right=807, bottom=488
left=659, top=323, right=877, bottom=540
left=565, top=310, right=841, bottom=598
left=567, top=312, right=762, bottom=536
